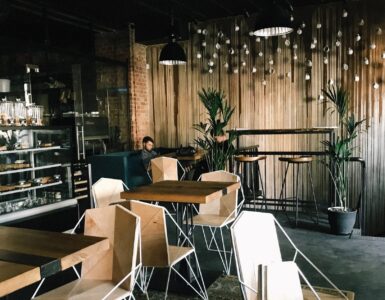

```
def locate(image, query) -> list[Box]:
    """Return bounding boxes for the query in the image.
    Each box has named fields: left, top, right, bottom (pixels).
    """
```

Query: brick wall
left=95, top=26, right=149, bottom=150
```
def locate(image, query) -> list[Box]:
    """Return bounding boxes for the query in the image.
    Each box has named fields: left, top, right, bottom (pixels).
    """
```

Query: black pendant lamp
left=159, top=17, right=186, bottom=65
left=254, top=0, right=294, bottom=37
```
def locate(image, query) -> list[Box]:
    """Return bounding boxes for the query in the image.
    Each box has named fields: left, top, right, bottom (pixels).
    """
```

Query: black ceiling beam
left=168, top=0, right=207, bottom=20
left=207, top=0, right=235, bottom=16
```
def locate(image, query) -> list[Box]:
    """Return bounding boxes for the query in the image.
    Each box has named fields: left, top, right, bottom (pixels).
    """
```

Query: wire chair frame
left=231, top=211, right=348, bottom=300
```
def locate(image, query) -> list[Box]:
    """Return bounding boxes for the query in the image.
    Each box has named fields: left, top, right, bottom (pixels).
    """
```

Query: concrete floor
left=190, top=211, right=385, bottom=300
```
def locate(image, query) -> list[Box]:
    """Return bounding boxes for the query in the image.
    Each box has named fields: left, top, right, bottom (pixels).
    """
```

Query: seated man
left=140, top=136, right=158, bottom=171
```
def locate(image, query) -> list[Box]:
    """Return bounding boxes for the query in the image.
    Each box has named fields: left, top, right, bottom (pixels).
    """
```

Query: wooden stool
left=234, top=155, right=267, bottom=210
left=278, top=156, right=319, bottom=226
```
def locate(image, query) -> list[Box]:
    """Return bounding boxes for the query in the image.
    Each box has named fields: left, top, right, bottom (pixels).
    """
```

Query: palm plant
left=321, top=85, right=364, bottom=210
left=194, top=88, right=236, bottom=171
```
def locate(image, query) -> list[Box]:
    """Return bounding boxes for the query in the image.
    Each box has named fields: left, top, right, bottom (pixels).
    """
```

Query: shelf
left=0, top=181, right=63, bottom=196
left=74, top=180, right=87, bottom=186
left=0, top=198, right=77, bottom=224
left=0, top=146, right=61, bottom=155
left=0, top=163, right=62, bottom=175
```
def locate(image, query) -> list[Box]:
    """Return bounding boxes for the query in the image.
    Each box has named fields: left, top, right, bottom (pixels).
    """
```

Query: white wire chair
left=190, top=170, right=244, bottom=275
left=231, top=211, right=348, bottom=300
left=125, top=200, right=208, bottom=300
left=33, top=205, right=142, bottom=300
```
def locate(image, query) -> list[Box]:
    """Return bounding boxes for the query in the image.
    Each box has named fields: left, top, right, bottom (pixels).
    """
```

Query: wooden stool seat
left=279, top=156, right=313, bottom=164
left=234, top=155, right=267, bottom=162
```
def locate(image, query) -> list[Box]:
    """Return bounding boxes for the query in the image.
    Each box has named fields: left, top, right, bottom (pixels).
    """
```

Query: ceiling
left=2, top=0, right=343, bottom=43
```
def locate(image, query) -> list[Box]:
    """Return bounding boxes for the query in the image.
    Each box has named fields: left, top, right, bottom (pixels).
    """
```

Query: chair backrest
left=92, top=177, right=125, bottom=208
left=150, top=156, right=179, bottom=183
left=231, top=211, right=282, bottom=300
left=200, top=170, right=239, bottom=218
left=82, top=205, right=140, bottom=292
left=128, top=200, right=170, bottom=267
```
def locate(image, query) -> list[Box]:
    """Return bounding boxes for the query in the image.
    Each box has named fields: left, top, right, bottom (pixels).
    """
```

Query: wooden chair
left=120, top=200, right=207, bottom=300
left=149, top=156, right=185, bottom=183
left=34, top=205, right=141, bottom=300
left=191, top=170, right=244, bottom=275
left=231, top=211, right=348, bottom=300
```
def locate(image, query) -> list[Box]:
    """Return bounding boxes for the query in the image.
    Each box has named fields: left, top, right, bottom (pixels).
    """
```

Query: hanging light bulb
left=306, top=59, right=313, bottom=67
left=241, top=61, right=246, bottom=67
left=285, top=39, right=290, bottom=47
left=282, top=34, right=287, bottom=39
left=229, top=48, right=235, bottom=55
left=215, top=42, right=221, bottom=50
left=370, top=43, right=376, bottom=50
left=201, top=41, right=207, bottom=47
left=355, top=75, right=360, bottom=82
left=316, top=23, right=322, bottom=29
left=359, top=19, right=365, bottom=26
left=343, top=64, right=349, bottom=71
left=249, top=31, right=255, bottom=36
left=217, top=31, right=224, bottom=38
left=348, top=48, right=353, bottom=55
left=297, top=28, right=303, bottom=35
left=337, top=30, right=343, bottom=37
left=208, top=68, right=213, bottom=74
left=213, top=52, right=218, bottom=59
left=258, top=51, right=264, bottom=57
left=262, top=80, right=267, bottom=85
left=293, top=53, right=298, bottom=60
left=202, top=29, right=208, bottom=35
left=197, top=28, right=202, bottom=34
left=196, top=52, right=202, bottom=59
left=324, top=57, right=329, bottom=64
left=255, top=37, right=261, bottom=43
left=305, top=73, right=311, bottom=80
left=290, top=15, right=294, bottom=22
left=342, top=9, right=348, bottom=18
left=224, top=62, right=229, bottom=68
left=235, top=24, right=240, bottom=31
left=276, top=47, right=282, bottom=53
left=252, top=66, right=257, bottom=73
left=377, top=27, right=383, bottom=35
left=233, top=68, right=239, bottom=74
left=381, top=52, right=385, bottom=59
left=310, top=42, right=316, bottom=49
left=318, top=94, right=325, bottom=101
left=286, top=71, right=291, bottom=78
left=328, top=79, right=334, bottom=85
left=293, top=43, right=298, bottom=50
left=301, top=22, right=306, bottom=28
left=225, top=38, right=231, bottom=44
left=355, top=34, right=361, bottom=42
left=364, top=57, right=370, bottom=65
left=245, top=49, right=250, bottom=55
left=373, top=82, right=379, bottom=89
left=323, top=46, right=330, bottom=53
left=208, top=60, right=214, bottom=67
left=336, top=40, right=341, bottom=47
left=269, top=57, right=274, bottom=65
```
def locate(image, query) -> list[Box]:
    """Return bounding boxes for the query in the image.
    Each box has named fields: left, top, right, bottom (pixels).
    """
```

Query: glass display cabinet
left=0, top=126, right=76, bottom=223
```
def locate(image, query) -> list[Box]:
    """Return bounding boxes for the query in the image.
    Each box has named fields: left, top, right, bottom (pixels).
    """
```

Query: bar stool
left=234, top=155, right=267, bottom=210
left=278, top=156, right=319, bottom=226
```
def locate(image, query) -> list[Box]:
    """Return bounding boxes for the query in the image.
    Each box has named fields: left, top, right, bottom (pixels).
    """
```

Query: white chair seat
left=192, top=214, right=235, bottom=227
left=168, top=245, right=194, bottom=265
left=35, top=279, right=132, bottom=300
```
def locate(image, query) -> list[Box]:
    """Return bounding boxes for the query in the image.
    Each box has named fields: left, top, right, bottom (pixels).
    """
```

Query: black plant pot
left=327, top=207, right=357, bottom=235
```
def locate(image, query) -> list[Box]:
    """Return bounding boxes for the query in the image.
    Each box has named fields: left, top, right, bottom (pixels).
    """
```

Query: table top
left=0, top=226, right=109, bottom=297
left=121, top=180, right=241, bottom=204
left=228, top=127, right=337, bottom=135
left=164, top=149, right=206, bottom=161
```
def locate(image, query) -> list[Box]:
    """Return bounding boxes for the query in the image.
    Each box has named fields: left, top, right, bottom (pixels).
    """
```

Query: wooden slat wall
left=146, top=0, right=385, bottom=235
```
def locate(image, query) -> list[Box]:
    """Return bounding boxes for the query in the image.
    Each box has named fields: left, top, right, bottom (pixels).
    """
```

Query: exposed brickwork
left=95, top=26, right=149, bottom=150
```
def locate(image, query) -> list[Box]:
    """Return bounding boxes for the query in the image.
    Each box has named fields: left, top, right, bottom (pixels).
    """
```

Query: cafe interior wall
left=146, top=0, right=385, bottom=235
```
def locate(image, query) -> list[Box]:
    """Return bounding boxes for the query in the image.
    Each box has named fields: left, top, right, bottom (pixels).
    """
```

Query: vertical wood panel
left=146, top=0, right=385, bottom=235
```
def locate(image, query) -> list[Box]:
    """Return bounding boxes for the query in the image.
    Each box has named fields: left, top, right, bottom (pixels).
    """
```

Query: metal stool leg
left=307, top=164, right=319, bottom=224
left=295, top=163, right=300, bottom=227
left=257, top=161, right=267, bottom=210
left=279, top=162, right=290, bottom=211
left=251, top=162, right=256, bottom=211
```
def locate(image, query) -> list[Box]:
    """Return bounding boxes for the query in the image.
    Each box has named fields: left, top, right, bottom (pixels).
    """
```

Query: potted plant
left=194, top=88, right=236, bottom=171
left=321, top=85, right=365, bottom=235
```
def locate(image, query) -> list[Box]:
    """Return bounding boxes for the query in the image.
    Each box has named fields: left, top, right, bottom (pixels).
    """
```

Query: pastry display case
left=0, top=126, right=76, bottom=223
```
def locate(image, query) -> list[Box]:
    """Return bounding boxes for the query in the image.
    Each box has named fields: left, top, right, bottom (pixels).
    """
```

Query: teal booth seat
left=88, top=148, right=177, bottom=189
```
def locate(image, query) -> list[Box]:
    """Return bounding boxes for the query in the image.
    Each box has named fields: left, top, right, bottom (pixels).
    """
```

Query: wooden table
left=0, top=226, right=109, bottom=297
left=121, top=180, right=240, bottom=204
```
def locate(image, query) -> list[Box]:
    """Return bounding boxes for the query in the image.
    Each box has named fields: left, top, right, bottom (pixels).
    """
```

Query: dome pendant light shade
left=159, top=35, right=187, bottom=65
left=254, top=1, right=294, bottom=37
